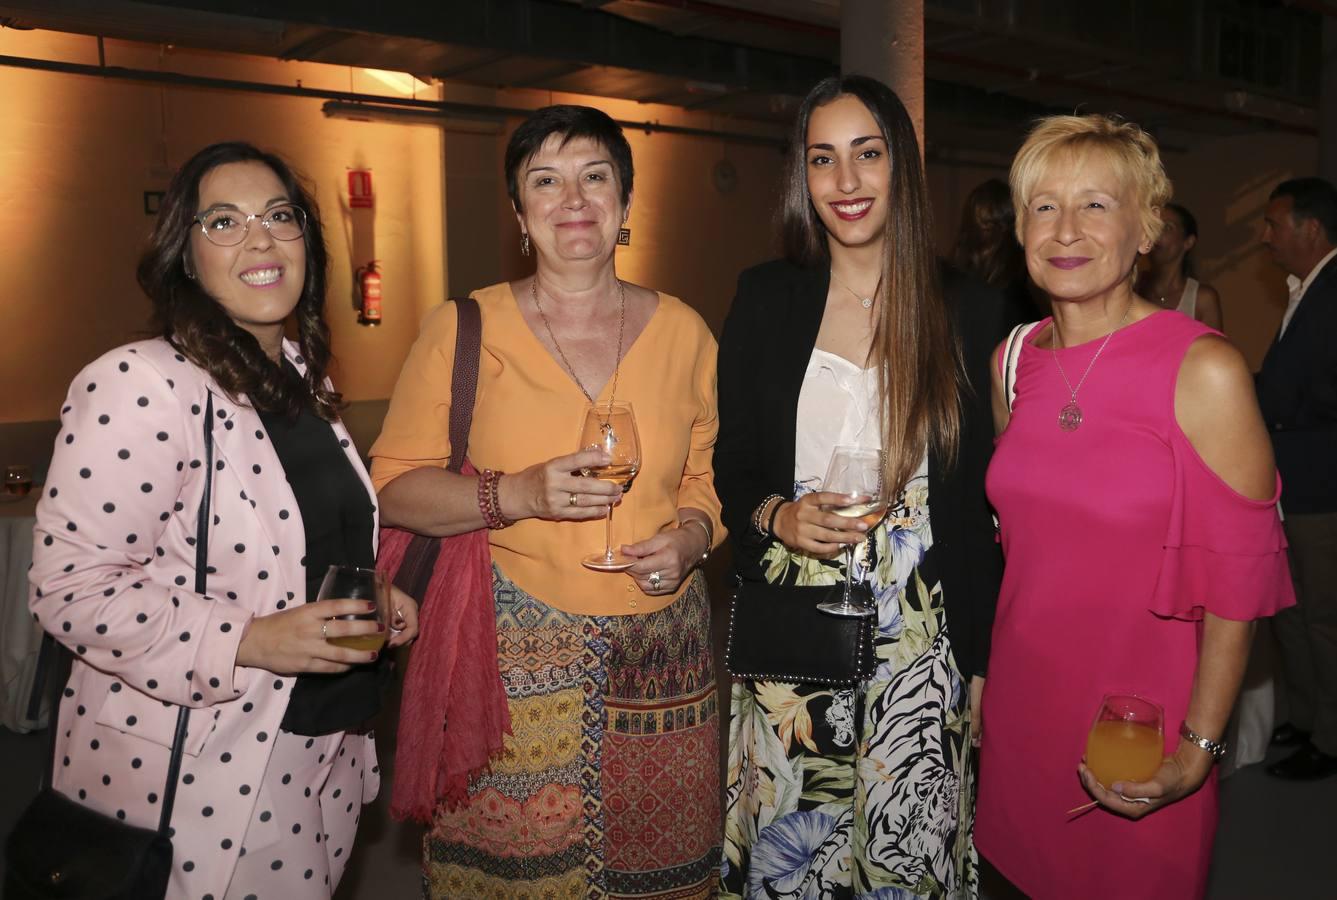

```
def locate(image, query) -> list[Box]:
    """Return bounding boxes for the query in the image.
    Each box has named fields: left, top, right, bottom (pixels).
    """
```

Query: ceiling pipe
left=0, top=52, right=785, bottom=147
left=621, top=0, right=1318, bottom=135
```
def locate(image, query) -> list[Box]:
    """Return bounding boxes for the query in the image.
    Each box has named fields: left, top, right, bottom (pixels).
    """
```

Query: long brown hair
left=137, top=141, right=342, bottom=420
left=952, top=178, right=1024, bottom=289
left=781, top=76, right=961, bottom=494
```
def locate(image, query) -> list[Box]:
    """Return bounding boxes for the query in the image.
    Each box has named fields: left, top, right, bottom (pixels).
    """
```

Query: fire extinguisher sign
left=348, top=170, right=374, bottom=209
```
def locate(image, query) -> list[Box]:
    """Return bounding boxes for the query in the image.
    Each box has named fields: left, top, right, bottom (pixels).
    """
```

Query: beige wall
left=0, top=29, right=447, bottom=424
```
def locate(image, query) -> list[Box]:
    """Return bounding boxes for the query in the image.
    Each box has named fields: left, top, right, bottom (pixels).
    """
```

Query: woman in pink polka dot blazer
left=27, top=142, right=418, bottom=899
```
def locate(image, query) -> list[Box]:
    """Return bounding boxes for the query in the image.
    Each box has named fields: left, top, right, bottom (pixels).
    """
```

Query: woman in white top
left=714, top=75, right=1004, bottom=899
left=1138, top=202, right=1224, bottom=330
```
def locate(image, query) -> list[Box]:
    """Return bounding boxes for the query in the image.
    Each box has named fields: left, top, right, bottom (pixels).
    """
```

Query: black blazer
left=1257, top=254, right=1337, bottom=514
left=714, top=258, right=1008, bottom=678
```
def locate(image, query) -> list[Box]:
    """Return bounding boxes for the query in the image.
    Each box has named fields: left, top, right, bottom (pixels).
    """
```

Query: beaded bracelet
left=477, top=469, right=512, bottom=529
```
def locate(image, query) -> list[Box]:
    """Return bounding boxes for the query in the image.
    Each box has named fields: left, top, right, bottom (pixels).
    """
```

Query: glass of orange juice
left=1085, top=693, right=1164, bottom=788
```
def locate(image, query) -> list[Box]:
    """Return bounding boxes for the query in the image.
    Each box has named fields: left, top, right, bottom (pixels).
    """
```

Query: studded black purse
left=725, top=579, right=877, bottom=687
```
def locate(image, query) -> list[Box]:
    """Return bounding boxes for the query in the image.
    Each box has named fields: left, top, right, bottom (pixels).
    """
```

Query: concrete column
left=840, top=0, right=926, bottom=149
left=1322, top=16, right=1337, bottom=185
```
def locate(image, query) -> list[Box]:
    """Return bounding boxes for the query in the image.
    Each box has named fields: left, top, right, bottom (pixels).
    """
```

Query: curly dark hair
left=136, top=141, right=342, bottom=420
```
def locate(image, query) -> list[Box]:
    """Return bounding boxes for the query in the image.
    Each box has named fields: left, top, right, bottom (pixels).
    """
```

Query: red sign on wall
left=348, top=170, right=374, bottom=209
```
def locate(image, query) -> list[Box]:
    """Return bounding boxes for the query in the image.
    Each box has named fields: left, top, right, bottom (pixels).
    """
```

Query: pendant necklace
left=830, top=270, right=879, bottom=310
left=1050, top=301, right=1133, bottom=432
left=531, top=276, right=627, bottom=411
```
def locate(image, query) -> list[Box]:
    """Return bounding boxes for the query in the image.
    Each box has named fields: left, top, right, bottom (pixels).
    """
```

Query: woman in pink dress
left=974, top=115, right=1295, bottom=899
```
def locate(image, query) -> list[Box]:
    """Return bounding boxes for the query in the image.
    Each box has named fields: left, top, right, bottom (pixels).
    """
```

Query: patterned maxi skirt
left=720, top=473, right=977, bottom=899
left=424, top=567, right=722, bottom=899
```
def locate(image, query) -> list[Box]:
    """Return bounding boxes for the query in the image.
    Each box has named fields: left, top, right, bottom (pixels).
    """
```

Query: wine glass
left=3, top=464, right=33, bottom=498
left=319, top=565, right=389, bottom=656
left=816, top=446, right=888, bottom=617
left=1085, top=693, right=1164, bottom=789
left=579, top=402, right=642, bottom=572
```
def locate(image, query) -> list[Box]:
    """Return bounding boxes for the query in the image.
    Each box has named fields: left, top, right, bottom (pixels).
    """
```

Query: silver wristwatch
left=1179, top=721, right=1226, bottom=761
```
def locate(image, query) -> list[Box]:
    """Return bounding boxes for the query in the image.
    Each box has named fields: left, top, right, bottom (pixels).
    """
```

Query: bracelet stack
left=679, top=517, right=714, bottom=562
left=477, top=469, right=512, bottom=530
left=752, top=493, right=785, bottom=535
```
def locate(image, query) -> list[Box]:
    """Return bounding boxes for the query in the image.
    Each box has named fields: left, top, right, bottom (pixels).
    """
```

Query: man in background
left=1257, top=176, right=1337, bottom=780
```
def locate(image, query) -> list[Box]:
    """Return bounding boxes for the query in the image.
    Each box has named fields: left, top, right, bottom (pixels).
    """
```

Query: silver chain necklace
left=829, top=270, right=879, bottom=310
left=1050, top=302, right=1133, bottom=432
left=531, top=276, right=626, bottom=409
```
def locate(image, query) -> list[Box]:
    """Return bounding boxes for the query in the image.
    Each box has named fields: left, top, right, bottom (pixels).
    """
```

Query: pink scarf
left=376, top=468, right=511, bottom=823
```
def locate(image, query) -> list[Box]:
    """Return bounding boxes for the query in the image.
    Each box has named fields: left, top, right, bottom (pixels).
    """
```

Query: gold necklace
left=830, top=270, right=879, bottom=310
left=531, top=277, right=626, bottom=407
left=1050, top=301, right=1133, bottom=432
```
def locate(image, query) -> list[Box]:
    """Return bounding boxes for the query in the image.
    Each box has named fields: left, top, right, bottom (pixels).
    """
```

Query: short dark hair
left=1271, top=177, right=1337, bottom=244
left=136, top=141, right=341, bottom=420
left=505, top=105, right=634, bottom=213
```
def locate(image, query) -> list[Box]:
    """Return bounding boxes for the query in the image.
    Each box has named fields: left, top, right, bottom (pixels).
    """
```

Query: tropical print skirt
left=721, top=471, right=977, bottom=899
left=424, top=567, right=721, bottom=899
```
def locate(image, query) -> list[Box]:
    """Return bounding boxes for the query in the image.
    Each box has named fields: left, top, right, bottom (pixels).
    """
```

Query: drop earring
left=617, top=227, right=631, bottom=246
left=521, top=233, right=531, bottom=256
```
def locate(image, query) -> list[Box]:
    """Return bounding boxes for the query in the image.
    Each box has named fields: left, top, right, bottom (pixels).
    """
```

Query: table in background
left=0, top=492, right=43, bottom=733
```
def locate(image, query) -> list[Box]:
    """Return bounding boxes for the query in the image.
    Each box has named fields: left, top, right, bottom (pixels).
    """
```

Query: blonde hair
left=1010, top=114, right=1172, bottom=248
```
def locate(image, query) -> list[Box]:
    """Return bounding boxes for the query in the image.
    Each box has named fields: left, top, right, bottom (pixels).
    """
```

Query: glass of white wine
left=579, top=402, right=642, bottom=572
left=320, top=565, right=389, bottom=655
left=816, top=446, right=888, bottom=618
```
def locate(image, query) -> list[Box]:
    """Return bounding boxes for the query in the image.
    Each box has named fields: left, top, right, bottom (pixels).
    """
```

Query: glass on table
left=319, top=565, right=388, bottom=655
left=816, top=446, right=888, bottom=618
left=3, top=464, right=33, bottom=498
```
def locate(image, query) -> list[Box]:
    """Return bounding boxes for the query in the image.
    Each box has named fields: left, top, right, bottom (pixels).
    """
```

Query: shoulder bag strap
left=1003, top=320, right=1041, bottom=414
left=392, top=297, right=483, bottom=600
left=446, top=296, right=482, bottom=473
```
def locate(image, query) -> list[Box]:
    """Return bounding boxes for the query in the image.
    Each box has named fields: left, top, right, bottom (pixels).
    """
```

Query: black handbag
left=725, top=579, right=877, bottom=686
left=4, top=393, right=215, bottom=899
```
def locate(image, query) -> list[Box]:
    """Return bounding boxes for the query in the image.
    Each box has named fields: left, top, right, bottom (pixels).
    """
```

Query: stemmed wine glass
left=816, top=446, right=889, bottom=617
left=320, top=565, right=389, bottom=656
left=1068, top=693, right=1163, bottom=815
left=579, top=402, right=642, bottom=572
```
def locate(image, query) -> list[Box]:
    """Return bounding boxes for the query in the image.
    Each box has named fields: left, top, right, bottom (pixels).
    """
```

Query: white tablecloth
left=0, top=493, right=44, bottom=733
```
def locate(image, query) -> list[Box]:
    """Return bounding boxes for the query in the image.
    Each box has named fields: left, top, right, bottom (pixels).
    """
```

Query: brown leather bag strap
left=446, top=296, right=481, bottom=474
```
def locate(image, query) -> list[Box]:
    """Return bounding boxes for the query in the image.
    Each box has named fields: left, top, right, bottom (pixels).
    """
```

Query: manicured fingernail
left=377, top=623, right=386, bottom=632
left=368, top=651, right=378, bottom=661
left=366, top=601, right=377, bottom=611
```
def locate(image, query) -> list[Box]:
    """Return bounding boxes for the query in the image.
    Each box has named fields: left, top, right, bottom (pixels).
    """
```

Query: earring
left=617, top=227, right=631, bottom=246
left=521, top=233, right=530, bottom=256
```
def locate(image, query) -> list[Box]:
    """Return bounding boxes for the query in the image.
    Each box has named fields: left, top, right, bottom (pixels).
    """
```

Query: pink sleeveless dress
left=975, top=311, right=1294, bottom=899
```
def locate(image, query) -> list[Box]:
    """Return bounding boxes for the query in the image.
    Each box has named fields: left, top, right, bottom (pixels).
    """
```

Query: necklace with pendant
left=830, top=270, right=879, bottom=310
left=531, top=276, right=626, bottom=410
left=1050, top=301, right=1133, bottom=432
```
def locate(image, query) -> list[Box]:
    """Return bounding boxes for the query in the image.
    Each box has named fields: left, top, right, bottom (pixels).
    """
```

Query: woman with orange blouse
left=370, top=105, right=723, bottom=899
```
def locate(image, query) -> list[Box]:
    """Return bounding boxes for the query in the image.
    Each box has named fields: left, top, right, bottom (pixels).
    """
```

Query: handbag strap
left=392, top=297, right=482, bottom=601
left=1002, top=320, right=1041, bottom=413
left=446, top=296, right=481, bottom=473
left=36, top=392, right=213, bottom=837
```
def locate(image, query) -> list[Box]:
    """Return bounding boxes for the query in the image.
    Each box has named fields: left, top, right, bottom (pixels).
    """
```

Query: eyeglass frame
left=189, top=202, right=309, bottom=247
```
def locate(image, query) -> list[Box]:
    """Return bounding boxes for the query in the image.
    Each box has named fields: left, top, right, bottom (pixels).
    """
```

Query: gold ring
left=568, top=492, right=579, bottom=507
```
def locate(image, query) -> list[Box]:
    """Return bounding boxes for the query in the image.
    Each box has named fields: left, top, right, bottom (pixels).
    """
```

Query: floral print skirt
left=424, top=567, right=721, bottom=899
left=721, top=473, right=976, bottom=899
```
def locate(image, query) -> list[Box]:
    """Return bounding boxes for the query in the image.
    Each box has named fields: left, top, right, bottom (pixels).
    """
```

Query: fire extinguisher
left=356, top=261, right=382, bottom=326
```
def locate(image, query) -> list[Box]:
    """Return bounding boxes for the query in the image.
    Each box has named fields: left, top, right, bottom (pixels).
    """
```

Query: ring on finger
left=321, top=620, right=329, bottom=639
left=648, top=570, right=663, bottom=591
left=568, top=492, right=579, bottom=507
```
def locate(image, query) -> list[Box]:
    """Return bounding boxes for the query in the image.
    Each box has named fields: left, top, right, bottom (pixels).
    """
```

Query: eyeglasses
left=192, top=204, right=308, bottom=247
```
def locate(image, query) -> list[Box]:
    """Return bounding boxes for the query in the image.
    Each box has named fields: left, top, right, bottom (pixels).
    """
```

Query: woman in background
left=952, top=176, right=1045, bottom=323
left=1136, top=202, right=1223, bottom=330
left=715, top=75, right=1002, bottom=899
left=28, top=141, right=418, bottom=899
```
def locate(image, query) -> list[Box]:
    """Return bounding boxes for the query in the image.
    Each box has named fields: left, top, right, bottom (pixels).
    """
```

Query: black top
left=259, top=388, right=383, bottom=736
left=713, top=258, right=1008, bottom=677
left=1257, top=254, right=1337, bottom=513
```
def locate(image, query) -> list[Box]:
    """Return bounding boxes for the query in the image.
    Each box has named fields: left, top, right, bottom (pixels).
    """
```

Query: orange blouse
left=369, top=282, right=724, bottom=615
